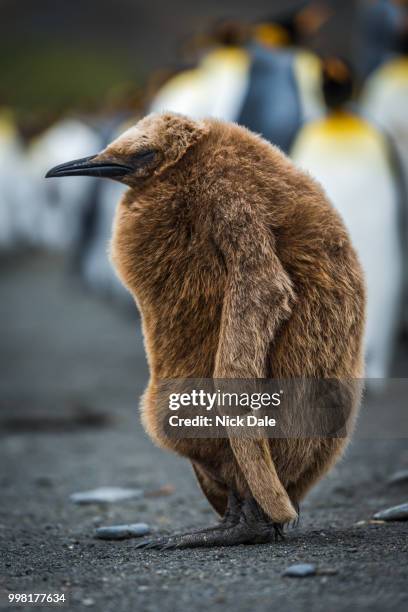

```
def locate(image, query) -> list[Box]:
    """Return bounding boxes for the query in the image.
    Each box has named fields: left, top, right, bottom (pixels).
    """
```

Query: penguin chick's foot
left=135, top=494, right=285, bottom=550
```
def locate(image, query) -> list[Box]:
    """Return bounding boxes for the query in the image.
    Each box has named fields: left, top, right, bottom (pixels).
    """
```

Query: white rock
left=95, top=523, right=150, bottom=540
left=283, top=563, right=317, bottom=577
left=373, top=503, right=408, bottom=521
left=70, top=486, right=143, bottom=504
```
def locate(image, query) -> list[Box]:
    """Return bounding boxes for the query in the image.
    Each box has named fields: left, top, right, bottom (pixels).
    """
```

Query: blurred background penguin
left=0, top=107, right=28, bottom=248
left=361, top=14, right=408, bottom=335
left=149, top=19, right=252, bottom=123
left=290, top=56, right=405, bottom=382
left=26, top=115, right=102, bottom=252
left=355, top=0, right=407, bottom=80
left=238, top=1, right=329, bottom=149
left=149, top=3, right=329, bottom=152
left=69, top=88, right=144, bottom=304
left=362, top=13, right=408, bottom=182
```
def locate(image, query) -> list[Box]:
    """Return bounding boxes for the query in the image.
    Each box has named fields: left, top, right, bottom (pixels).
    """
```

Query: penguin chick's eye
left=130, top=150, right=158, bottom=167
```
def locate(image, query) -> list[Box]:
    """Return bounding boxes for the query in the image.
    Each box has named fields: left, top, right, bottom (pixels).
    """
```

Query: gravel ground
left=1, top=253, right=408, bottom=612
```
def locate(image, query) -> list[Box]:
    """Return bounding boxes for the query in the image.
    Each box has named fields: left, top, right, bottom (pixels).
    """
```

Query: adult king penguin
left=27, top=116, right=102, bottom=251
left=362, top=20, right=408, bottom=176
left=356, top=0, right=405, bottom=80
left=240, top=2, right=328, bottom=150
left=362, top=20, right=408, bottom=333
left=291, top=58, right=404, bottom=382
left=150, top=7, right=326, bottom=152
left=47, top=112, right=365, bottom=548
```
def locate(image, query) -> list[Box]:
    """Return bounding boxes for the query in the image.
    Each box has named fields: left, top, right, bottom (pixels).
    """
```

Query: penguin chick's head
left=45, top=113, right=209, bottom=188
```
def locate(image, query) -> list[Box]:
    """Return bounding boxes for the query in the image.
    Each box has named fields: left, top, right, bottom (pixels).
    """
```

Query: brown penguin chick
left=46, top=112, right=365, bottom=549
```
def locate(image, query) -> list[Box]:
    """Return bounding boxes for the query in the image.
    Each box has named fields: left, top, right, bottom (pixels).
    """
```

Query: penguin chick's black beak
left=45, top=155, right=133, bottom=180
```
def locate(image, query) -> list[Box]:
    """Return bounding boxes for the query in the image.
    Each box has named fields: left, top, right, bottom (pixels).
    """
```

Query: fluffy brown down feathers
left=106, top=112, right=365, bottom=523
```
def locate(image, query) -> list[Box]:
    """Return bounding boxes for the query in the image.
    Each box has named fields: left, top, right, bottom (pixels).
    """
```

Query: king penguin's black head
left=396, top=18, right=408, bottom=55
left=321, top=57, right=354, bottom=110
left=259, top=1, right=332, bottom=47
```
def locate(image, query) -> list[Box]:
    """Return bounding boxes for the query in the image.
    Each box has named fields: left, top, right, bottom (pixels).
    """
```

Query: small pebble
left=283, top=563, right=317, bottom=577
left=95, top=523, right=150, bottom=540
left=387, top=470, right=408, bottom=486
left=318, top=568, right=338, bottom=576
left=35, top=476, right=53, bottom=488
left=373, top=502, right=408, bottom=522
left=70, top=487, right=143, bottom=504
left=82, top=598, right=95, bottom=606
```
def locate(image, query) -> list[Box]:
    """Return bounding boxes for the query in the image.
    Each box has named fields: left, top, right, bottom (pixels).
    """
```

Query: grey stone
left=82, top=597, right=95, bottom=606
left=387, top=470, right=408, bottom=486
left=373, top=502, right=408, bottom=521
left=283, top=563, right=317, bottom=577
left=70, top=486, right=143, bottom=504
left=318, top=567, right=338, bottom=576
left=95, top=523, right=151, bottom=540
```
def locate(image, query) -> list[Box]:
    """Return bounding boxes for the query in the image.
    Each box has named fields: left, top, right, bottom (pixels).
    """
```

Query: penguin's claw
left=134, top=521, right=284, bottom=550
left=134, top=495, right=288, bottom=549
left=134, top=519, right=235, bottom=549
left=134, top=536, right=169, bottom=550
left=288, top=501, right=300, bottom=529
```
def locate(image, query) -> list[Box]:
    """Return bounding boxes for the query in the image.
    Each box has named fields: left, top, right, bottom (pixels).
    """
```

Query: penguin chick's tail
left=229, top=437, right=297, bottom=523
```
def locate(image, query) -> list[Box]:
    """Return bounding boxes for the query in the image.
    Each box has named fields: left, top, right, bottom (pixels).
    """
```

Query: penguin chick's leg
left=135, top=493, right=285, bottom=550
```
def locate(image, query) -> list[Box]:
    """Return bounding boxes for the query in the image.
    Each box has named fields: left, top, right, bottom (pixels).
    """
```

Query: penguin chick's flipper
left=134, top=493, right=284, bottom=549
left=212, top=199, right=298, bottom=525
